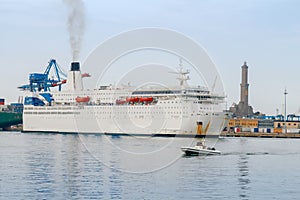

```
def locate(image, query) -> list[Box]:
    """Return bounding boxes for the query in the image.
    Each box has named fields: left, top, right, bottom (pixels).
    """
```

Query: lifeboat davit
left=51, top=79, right=67, bottom=87
left=76, top=96, right=90, bottom=103
left=139, top=97, right=153, bottom=103
left=81, top=73, right=91, bottom=78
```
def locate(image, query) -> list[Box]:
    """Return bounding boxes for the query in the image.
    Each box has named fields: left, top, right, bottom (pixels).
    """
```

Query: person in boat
left=196, top=141, right=203, bottom=146
left=196, top=141, right=206, bottom=148
left=207, top=147, right=216, bottom=150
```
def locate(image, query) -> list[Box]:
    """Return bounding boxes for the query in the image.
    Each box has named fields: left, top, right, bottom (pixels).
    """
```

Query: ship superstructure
left=21, top=60, right=227, bottom=136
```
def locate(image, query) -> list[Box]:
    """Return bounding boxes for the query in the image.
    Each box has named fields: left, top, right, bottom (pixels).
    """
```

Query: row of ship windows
left=161, top=101, right=179, bottom=104
left=33, top=116, right=190, bottom=120
left=25, top=107, right=74, bottom=110
left=55, top=98, right=114, bottom=101
left=53, top=99, right=183, bottom=103
left=24, top=111, right=193, bottom=115
left=97, top=115, right=184, bottom=119
left=97, top=112, right=188, bottom=115
left=93, top=106, right=211, bottom=110
left=112, top=106, right=187, bottom=110
left=24, top=106, right=211, bottom=111
left=25, top=106, right=190, bottom=110
left=24, top=112, right=80, bottom=115
left=54, top=93, right=127, bottom=97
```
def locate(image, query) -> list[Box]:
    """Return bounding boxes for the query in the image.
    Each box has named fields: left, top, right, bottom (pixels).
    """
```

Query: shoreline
left=3, top=129, right=300, bottom=139
left=221, top=132, right=300, bottom=138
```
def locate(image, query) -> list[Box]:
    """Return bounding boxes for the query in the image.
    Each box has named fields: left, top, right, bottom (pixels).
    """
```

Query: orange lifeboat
left=116, top=99, right=126, bottom=105
left=126, top=97, right=139, bottom=103
left=76, top=96, right=90, bottom=103
left=139, top=97, right=153, bottom=103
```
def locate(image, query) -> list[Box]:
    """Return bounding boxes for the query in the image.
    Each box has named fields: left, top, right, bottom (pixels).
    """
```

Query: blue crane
left=18, top=59, right=67, bottom=92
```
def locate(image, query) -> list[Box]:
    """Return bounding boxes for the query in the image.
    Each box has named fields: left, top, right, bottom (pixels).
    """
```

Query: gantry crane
left=18, top=59, right=67, bottom=92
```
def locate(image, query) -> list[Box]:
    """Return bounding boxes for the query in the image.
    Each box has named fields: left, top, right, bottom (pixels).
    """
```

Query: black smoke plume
left=63, top=0, right=85, bottom=61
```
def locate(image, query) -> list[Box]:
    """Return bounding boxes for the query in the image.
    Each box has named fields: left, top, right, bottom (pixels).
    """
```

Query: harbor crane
left=18, top=59, right=67, bottom=92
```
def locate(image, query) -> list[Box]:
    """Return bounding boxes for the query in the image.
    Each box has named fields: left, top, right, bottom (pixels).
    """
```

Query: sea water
left=0, top=131, right=300, bottom=200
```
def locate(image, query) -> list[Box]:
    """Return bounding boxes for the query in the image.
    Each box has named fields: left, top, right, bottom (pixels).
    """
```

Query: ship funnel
left=71, top=62, right=80, bottom=71
left=66, top=61, right=83, bottom=91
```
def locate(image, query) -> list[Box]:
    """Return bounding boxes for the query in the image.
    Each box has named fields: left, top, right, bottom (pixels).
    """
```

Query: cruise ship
left=21, top=60, right=227, bottom=136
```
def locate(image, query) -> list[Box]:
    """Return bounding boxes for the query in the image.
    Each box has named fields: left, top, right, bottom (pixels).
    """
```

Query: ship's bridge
left=131, top=86, right=224, bottom=102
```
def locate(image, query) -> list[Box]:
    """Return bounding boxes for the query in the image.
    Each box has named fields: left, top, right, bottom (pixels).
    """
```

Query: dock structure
left=221, top=132, right=300, bottom=138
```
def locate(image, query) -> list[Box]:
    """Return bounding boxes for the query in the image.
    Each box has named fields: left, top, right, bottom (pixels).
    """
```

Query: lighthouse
left=230, top=61, right=254, bottom=117
left=240, top=61, right=249, bottom=110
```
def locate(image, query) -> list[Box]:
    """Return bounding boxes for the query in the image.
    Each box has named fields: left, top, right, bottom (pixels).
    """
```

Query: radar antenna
left=169, top=58, right=190, bottom=88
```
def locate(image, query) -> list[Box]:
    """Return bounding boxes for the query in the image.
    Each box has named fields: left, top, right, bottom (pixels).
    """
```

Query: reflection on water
left=238, top=155, right=250, bottom=200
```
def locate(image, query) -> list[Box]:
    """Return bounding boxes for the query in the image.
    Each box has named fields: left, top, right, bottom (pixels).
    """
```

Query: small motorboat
left=181, top=141, right=221, bottom=156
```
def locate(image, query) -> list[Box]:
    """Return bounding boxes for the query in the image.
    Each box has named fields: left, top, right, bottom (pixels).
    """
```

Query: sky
left=0, top=0, right=300, bottom=115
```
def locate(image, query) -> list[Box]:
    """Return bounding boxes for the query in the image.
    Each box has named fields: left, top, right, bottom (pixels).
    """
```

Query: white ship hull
left=23, top=103, right=227, bottom=136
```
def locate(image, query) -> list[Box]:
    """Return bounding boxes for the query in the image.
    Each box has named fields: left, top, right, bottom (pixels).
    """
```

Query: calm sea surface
left=1, top=131, right=300, bottom=200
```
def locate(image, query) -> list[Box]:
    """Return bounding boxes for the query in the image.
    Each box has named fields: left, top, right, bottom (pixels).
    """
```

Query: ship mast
left=177, top=58, right=190, bottom=88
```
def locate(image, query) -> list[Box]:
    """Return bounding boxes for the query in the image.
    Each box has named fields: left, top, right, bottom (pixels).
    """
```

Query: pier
left=221, top=132, right=300, bottom=139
